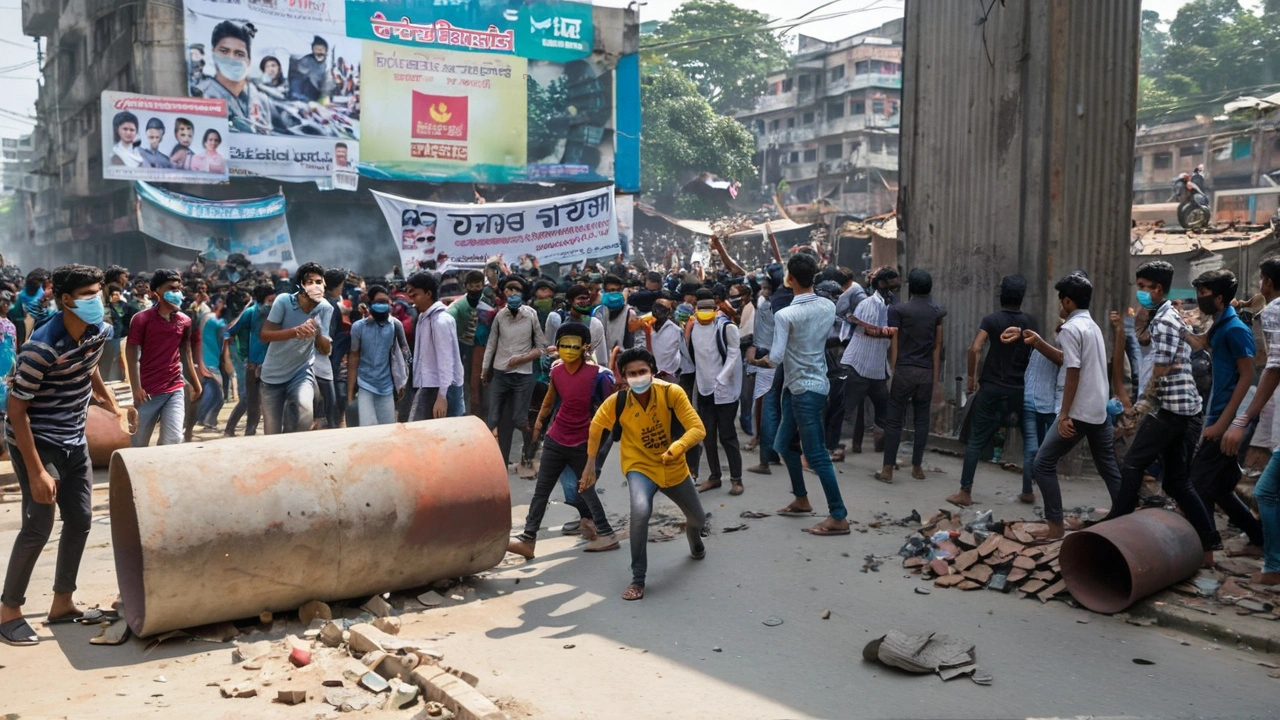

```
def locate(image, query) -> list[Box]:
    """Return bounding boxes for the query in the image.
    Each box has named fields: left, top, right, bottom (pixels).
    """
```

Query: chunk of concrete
left=318, top=621, right=345, bottom=648
left=362, top=595, right=392, bottom=618
left=412, top=666, right=505, bottom=720
left=298, top=600, right=333, bottom=626
left=372, top=616, right=402, bottom=636
left=386, top=679, right=420, bottom=710
left=232, top=640, right=272, bottom=664
left=276, top=689, right=307, bottom=705
left=220, top=682, right=258, bottom=699
left=348, top=623, right=433, bottom=655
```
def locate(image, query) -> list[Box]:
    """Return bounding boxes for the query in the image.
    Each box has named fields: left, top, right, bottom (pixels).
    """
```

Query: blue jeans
left=1255, top=451, right=1280, bottom=573
left=775, top=389, right=846, bottom=520
left=447, top=384, right=466, bottom=417
left=358, top=391, right=397, bottom=426
left=232, top=356, right=247, bottom=404
left=196, top=374, right=224, bottom=429
left=759, top=382, right=782, bottom=465
left=132, top=387, right=185, bottom=447
left=1021, top=399, right=1055, bottom=494
left=261, top=367, right=315, bottom=435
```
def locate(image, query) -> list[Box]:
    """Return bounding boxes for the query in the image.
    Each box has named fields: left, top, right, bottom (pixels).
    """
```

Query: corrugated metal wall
left=900, top=0, right=1140, bottom=431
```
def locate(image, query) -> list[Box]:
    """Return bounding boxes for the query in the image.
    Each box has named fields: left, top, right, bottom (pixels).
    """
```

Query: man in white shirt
left=405, top=271, right=463, bottom=421
left=544, top=284, right=606, bottom=366
left=689, top=290, right=744, bottom=495
left=482, top=276, right=547, bottom=468
left=1023, top=272, right=1122, bottom=538
left=650, top=299, right=683, bottom=380
left=840, top=269, right=894, bottom=467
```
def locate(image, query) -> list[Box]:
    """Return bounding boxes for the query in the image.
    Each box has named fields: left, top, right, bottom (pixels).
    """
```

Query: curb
left=1127, top=591, right=1280, bottom=654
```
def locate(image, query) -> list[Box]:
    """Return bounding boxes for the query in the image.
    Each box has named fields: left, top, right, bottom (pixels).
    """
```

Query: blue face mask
left=507, top=294, right=523, bottom=311
left=629, top=372, right=653, bottom=395
left=370, top=302, right=390, bottom=314
left=603, top=291, right=625, bottom=310
left=68, top=295, right=105, bottom=325
left=163, top=290, right=184, bottom=307
left=1136, top=289, right=1157, bottom=309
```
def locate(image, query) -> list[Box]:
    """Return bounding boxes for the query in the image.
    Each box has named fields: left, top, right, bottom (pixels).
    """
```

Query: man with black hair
left=878, top=268, right=945, bottom=483
left=193, top=20, right=279, bottom=134
left=1103, top=261, right=1219, bottom=555
left=508, top=322, right=620, bottom=559
left=769, top=253, right=849, bottom=536
left=259, top=262, right=333, bottom=435
left=628, top=271, right=664, bottom=315
left=1025, top=273, right=1122, bottom=538
left=348, top=285, right=407, bottom=426
left=839, top=267, right=896, bottom=470
left=448, top=270, right=487, bottom=415
left=224, top=283, right=275, bottom=437
left=949, top=275, right=1038, bottom=506
left=290, top=36, right=333, bottom=102
left=128, top=269, right=201, bottom=447
left=689, top=288, right=744, bottom=495
left=195, top=294, right=231, bottom=431
left=320, top=268, right=351, bottom=428
left=1222, top=257, right=1280, bottom=584
left=544, top=284, right=606, bottom=366
left=1, top=264, right=120, bottom=645
left=595, top=274, right=643, bottom=358
left=405, top=271, right=463, bottom=422
left=483, top=275, right=547, bottom=467
left=1186, top=270, right=1261, bottom=549
left=584, top=348, right=706, bottom=601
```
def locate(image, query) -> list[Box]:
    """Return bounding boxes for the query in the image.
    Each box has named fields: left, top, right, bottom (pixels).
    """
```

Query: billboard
left=136, top=182, right=299, bottom=270
left=101, top=92, right=229, bottom=184
left=371, top=185, right=618, bottom=269
left=184, top=0, right=361, bottom=181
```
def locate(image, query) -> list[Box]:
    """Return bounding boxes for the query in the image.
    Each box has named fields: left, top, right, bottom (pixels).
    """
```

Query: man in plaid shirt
left=1220, top=257, right=1280, bottom=585
left=1105, top=261, right=1219, bottom=560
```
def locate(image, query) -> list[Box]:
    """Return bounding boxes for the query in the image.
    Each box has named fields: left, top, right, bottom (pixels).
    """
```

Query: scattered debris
left=721, top=524, right=749, bottom=533
left=220, top=682, right=258, bottom=699
left=862, top=629, right=986, bottom=684
left=820, top=609, right=831, bottom=620
left=914, top=588, right=931, bottom=596
left=362, top=595, right=393, bottom=618
left=89, top=620, right=131, bottom=646
left=289, top=646, right=312, bottom=668
left=762, top=616, right=784, bottom=627
left=861, top=555, right=883, bottom=573
left=298, top=600, right=332, bottom=626
left=1132, top=658, right=1156, bottom=665
left=901, top=513, right=1069, bottom=601
left=739, top=511, right=770, bottom=519
left=361, top=671, right=390, bottom=693
left=417, top=591, right=446, bottom=608
left=276, top=689, right=307, bottom=706
left=372, top=616, right=402, bottom=636
left=562, top=644, right=575, bottom=650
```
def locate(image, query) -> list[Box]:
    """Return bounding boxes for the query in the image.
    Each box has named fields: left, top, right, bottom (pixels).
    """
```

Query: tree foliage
left=640, top=60, right=756, bottom=215
left=1139, top=0, right=1280, bottom=121
left=648, top=0, right=788, bottom=116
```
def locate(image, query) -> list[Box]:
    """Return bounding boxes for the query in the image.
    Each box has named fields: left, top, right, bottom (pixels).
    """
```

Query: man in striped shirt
left=1, top=264, right=120, bottom=646
left=1105, top=260, right=1219, bottom=560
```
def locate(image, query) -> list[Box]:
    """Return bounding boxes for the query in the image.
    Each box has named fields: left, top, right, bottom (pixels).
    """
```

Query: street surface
left=1, top=423, right=1278, bottom=719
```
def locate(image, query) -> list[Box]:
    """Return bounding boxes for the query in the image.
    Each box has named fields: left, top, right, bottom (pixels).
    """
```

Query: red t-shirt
left=547, top=363, right=614, bottom=448
left=126, top=306, right=192, bottom=396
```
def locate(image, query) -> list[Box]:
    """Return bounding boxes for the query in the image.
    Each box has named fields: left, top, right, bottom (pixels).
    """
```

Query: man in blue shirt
left=1188, top=269, right=1260, bottom=550
left=348, top=285, right=407, bottom=426
left=224, top=284, right=275, bottom=436
left=767, top=253, right=849, bottom=536
left=259, top=263, right=333, bottom=435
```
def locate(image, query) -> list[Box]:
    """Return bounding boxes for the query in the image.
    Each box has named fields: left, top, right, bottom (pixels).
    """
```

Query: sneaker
left=561, top=519, right=582, bottom=535
left=583, top=534, right=620, bottom=552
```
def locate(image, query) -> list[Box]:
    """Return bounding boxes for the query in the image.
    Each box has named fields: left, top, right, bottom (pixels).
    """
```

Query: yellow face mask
left=695, top=309, right=717, bottom=324
left=557, top=344, right=583, bottom=363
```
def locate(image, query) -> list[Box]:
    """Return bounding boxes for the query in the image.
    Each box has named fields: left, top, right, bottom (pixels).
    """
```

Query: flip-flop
left=777, top=508, right=815, bottom=517
left=45, top=609, right=91, bottom=626
left=622, top=584, right=645, bottom=601
left=0, top=617, right=38, bottom=646
left=72, top=608, right=108, bottom=625
left=804, top=524, right=852, bottom=536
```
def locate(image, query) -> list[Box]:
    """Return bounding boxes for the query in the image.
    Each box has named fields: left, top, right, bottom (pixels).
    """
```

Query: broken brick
left=977, top=534, right=1002, bottom=557
left=903, top=557, right=926, bottom=569
left=956, top=531, right=977, bottom=549
left=1020, top=579, right=1047, bottom=595
left=1038, top=580, right=1068, bottom=602
left=1012, top=555, right=1037, bottom=571
left=372, top=616, right=402, bottom=636
left=1007, top=568, right=1029, bottom=584
left=929, top=559, right=952, bottom=576
left=934, top=574, right=966, bottom=588
left=962, top=564, right=993, bottom=584
left=276, top=689, right=306, bottom=705
left=957, top=580, right=982, bottom=591
left=953, top=549, right=980, bottom=572
left=362, top=595, right=392, bottom=618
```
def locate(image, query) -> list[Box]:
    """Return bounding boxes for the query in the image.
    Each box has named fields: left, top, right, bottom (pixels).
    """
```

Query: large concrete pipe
left=109, top=416, right=510, bottom=637
left=1060, top=509, right=1203, bottom=614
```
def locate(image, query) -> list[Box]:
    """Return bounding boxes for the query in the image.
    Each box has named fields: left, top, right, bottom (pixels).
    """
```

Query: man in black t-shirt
left=950, top=275, right=1038, bottom=507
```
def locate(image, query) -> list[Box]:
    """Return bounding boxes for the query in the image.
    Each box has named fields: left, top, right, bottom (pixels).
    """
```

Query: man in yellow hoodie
left=583, top=347, right=707, bottom=601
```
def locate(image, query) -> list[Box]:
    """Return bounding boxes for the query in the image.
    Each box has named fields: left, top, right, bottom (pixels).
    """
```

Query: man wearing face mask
left=687, top=289, right=744, bottom=495
left=127, top=270, right=202, bottom=447
left=544, top=284, right=606, bottom=366
left=347, top=285, right=408, bottom=426
left=482, top=276, right=547, bottom=469
left=593, top=275, right=643, bottom=360
left=1186, top=270, right=1262, bottom=551
left=193, top=20, right=278, bottom=135
left=258, top=262, right=333, bottom=435
left=405, top=272, right=463, bottom=423
left=447, top=270, right=488, bottom=415
left=289, top=35, right=334, bottom=103
left=841, top=267, right=896, bottom=479
left=649, top=299, right=683, bottom=381
left=0, top=265, right=121, bottom=646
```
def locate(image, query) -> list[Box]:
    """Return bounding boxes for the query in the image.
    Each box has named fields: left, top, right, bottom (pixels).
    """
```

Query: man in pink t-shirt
left=507, top=322, right=618, bottom=558
left=126, top=269, right=201, bottom=446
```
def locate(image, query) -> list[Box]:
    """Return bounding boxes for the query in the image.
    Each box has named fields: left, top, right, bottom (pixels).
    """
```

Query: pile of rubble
left=1166, top=545, right=1280, bottom=622
left=899, top=509, right=1086, bottom=602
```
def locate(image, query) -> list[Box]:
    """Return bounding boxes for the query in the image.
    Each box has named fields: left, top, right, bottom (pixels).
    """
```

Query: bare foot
left=1031, top=521, right=1064, bottom=540
left=911, top=465, right=926, bottom=480
left=0, top=603, right=22, bottom=624
left=778, top=499, right=813, bottom=515
left=946, top=490, right=973, bottom=507
left=1203, top=551, right=1215, bottom=569
left=506, top=538, right=535, bottom=559
left=805, top=517, right=851, bottom=536
left=46, top=593, right=83, bottom=623
left=875, top=467, right=895, bottom=483
left=1017, top=492, right=1036, bottom=504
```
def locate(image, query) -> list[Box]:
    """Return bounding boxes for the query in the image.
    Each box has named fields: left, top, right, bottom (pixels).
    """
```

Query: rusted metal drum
left=1060, top=509, right=1203, bottom=614
left=86, top=404, right=132, bottom=468
left=109, top=416, right=510, bottom=637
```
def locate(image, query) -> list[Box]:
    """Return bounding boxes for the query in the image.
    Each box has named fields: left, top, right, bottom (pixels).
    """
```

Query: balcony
left=820, top=114, right=902, bottom=137
left=826, top=72, right=903, bottom=97
left=755, top=127, right=818, bottom=150
left=21, top=0, right=56, bottom=36
left=782, top=162, right=819, bottom=182
left=747, top=91, right=798, bottom=116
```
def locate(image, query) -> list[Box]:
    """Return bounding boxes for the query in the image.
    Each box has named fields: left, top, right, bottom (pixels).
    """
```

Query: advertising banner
left=135, top=182, right=299, bottom=269
left=102, top=92, right=229, bottom=184
left=184, top=0, right=361, bottom=181
left=371, top=185, right=618, bottom=269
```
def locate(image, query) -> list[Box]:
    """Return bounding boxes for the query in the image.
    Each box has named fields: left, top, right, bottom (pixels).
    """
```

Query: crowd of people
left=2, top=230, right=1279, bottom=644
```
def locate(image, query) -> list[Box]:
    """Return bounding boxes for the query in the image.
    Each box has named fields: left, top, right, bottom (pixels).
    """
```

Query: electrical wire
left=640, top=0, right=903, bottom=51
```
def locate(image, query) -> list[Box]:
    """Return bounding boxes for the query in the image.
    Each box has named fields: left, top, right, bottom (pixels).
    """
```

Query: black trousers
left=1110, top=409, right=1221, bottom=550
left=1190, top=431, right=1263, bottom=546
left=882, top=364, right=933, bottom=468
left=698, top=394, right=743, bottom=481
left=680, top=373, right=702, bottom=477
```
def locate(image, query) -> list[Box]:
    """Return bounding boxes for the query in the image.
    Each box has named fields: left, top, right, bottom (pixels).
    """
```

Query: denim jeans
left=2, top=441, right=92, bottom=608
left=775, top=389, right=847, bottom=520
left=959, top=385, right=1023, bottom=491
left=132, top=387, right=185, bottom=447
left=1254, top=451, right=1280, bottom=573
left=226, top=363, right=262, bottom=436
left=1190, top=431, right=1263, bottom=546
left=447, top=384, right=466, bottom=417
left=1021, top=399, right=1055, bottom=495
left=316, top=377, right=339, bottom=429
left=698, top=395, right=742, bottom=481
left=261, top=366, right=315, bottom=435
left=487, top=370, right=535, bottom=464
left=627, top=471, right=705, bottom=586
left=197, top=374, right=224, bottom=429
left=1032, top=418, right=1122, bottom=523
left=759, top=378, right=782, bottom=465
left=409, top=387, right=441, bottom=422
left=1111, top=409, right=1221, bottom=550
left=358, top=391, right=397, bottom=426
left=882, top=364, right=933, bottom=469
left=232, top=356, right=247, bottom=405
left=518, top=437, right=613, bottom=542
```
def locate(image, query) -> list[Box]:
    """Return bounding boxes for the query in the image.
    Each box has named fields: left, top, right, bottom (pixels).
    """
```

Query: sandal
left=0, top=617, right=38, bottom=646
left=777, top=502, right=814, bottom=517
left=622, top=583, right=645, bottom=601
left=830, top=449, right=845, bottom=463
left=45, top=607, right=90, bottom=625
left=804, top=521, right=851, bottom=536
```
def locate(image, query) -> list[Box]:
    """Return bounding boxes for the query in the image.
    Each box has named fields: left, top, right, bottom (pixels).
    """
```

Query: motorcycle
left=1171, top=167, right=1211, bottom=230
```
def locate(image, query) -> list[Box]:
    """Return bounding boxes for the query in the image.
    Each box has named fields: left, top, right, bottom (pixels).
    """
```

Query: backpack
left=610, top=382, right=679, bottom=443
left=593, top=305, right=637, bottom=350
left=685, top=315, right=731, bottom=366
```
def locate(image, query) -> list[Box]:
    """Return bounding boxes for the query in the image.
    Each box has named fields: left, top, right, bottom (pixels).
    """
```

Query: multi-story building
left=738, top=19, right=903, bottom=217
left=1, top=134, right=41, bottom=264
left=1133, top=116, right=1280, bottom=216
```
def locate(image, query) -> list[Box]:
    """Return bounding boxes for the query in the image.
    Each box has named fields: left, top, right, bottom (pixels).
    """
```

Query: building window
left=61, top=161, right=74, bottom=184
left=1134, top=156, right=1143, bottom=172
left=782, top=78, right=794, bottom=92
left=873, top=60, right=900, bottom=74
left=799, top=75, right=811, bottom=90
left=826, top=100, right=844, bottom=119
left=825, top=143, right=843, bottom=160
left=887, top=137, right=899, bottom=156
left=828, top=65, right=845, bottom=82
left=871, top=98, right=885, bottom=115
left=1178, top=143, right=1203, bottom=158
left=1153, top=152, right=1173, bottom=169
left=802, top=111, right=814, bottom=125
left=88, top=153, right=102, bottom=180
left=1233, top=136, right=1253, bottom=160
left=786, top=117, right=795, bottom=129
left=804, top=148, right=817, bottom=163
left=852, top=100, right=866, bottom=115
left=870, top=136, right=884, bottom=153
left=769, top=119, right=780, bottom=132
left=790, top=151, right=800, bottom=163
left=855, top=60, right=870, bottom=74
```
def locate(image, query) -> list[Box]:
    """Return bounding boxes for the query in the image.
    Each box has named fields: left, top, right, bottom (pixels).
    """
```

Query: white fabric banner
left=371, top=185, right=619, bottom=270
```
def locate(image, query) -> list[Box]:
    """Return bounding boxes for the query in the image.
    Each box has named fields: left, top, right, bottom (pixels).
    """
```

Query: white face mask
left=629, top=372, right=653, bottom=395
left=304, top=284, right=324, bottom=301
left=213, top=54, right=249, bottom=82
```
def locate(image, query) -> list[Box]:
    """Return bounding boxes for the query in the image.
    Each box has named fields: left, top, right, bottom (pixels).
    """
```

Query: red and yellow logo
left=412, top=92, right=468, bottom=141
